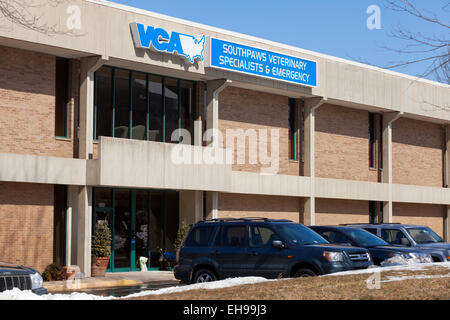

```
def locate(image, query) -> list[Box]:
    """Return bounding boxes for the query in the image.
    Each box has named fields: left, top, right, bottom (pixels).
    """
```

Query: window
left=381, top=229, right=410, bottom=245
left=364, top=228, right=378, bottom=236
left=319, top=231, right=350, bottom=245
left=93, top=66, right=196, bottom=144
left=132, top=72, right=147, bottom=140
left=55, top=57, right=69, bottom=137
left=288, top=98, right=297, bottom=160
left=221, top=226, right=247, bottom=247
left=369, top=112, right=375, bottom=168
left=369, top=201, right=376, bottom=223
left=249, top=226, right=280, bottom=247
left=185, top=226, right=215, bottom=247
left=406, top=227, right=443, bottom=244
left=114, top=69, right=130, bottom=138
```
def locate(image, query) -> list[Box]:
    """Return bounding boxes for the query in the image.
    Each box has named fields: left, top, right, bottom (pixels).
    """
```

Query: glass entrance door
left=93, top=188, right=179, bottom=272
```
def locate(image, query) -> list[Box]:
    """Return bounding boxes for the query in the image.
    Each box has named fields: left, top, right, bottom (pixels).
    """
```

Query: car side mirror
left=400, top=238, right=410, bottom=246
left=272, top=240, right=284, bottom=249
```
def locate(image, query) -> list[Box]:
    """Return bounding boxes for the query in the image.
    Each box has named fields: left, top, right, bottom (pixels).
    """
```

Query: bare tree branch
left=0, top=0, right=83, bottom=36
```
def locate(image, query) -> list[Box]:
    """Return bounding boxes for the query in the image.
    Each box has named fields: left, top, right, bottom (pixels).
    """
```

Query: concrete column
left=79, top=56, right=106, bottom=159
left=381, top=111, right=402, bottom=223
left=179, top=190, right=203, bottom=224
left=66, top=185, right=79, bottom=267
left=204, top=79, right=231, bottom=220
left=77, top=56, right=105, bottom=277
left=444, top=125, right=450, bottom=241
left=302, top=97, right=326, bottom=226
left=205, top=192, right=218, bottom=220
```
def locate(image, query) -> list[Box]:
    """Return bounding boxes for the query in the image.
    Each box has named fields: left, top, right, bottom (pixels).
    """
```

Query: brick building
left=0, top=0, right=449, bottom=276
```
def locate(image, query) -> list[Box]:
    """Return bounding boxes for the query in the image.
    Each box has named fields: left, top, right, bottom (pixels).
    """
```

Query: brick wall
left=218, top=193, right=301, bottom=222
left=392, top=118, right=443, bottom=187
left=393, top=203, right=445, bottom=238
left=0, top=182, right=53, bottom=273
left=219, top=87, right=300, bottom=175
left=0, top=45, right=75, bottom=158
left=315, top=198, right=369, bottom=225
left=315, top=104, right=378, bottom=182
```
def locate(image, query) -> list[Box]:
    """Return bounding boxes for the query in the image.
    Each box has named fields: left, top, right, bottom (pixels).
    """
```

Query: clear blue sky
left=112, top=0, right=449, bottom=82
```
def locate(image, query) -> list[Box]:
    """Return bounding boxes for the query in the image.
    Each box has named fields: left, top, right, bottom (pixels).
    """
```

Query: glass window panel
left=114, top=189, right=131, bottom=269
left=135, top=191, right=149, bottom=269
left=114, top=70, right=130, bottom=139
left=165, top=191, right=179, bottom=252
left=55, top=58, right=69, bottom=137
left=94, top=188, right=112, bottom=208
left=221, top=226, right=246, bottom=247
left=185, top=226, right=215, bottom=247
left=95, top=67, right=113, bottom=139
left=148, top=76, right=163, bottom=142
left=165, top=78, right=179, bottom=143
left=132, top=73, right=147, bottom=140
left=150, top=191, right=164, bottom=267
left=180, top=81, right=194, bottom=145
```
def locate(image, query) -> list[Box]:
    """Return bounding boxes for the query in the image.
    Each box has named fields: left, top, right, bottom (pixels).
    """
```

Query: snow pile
left=380, top=254, right=432, bottom=267
left=0, top=288, right=112, bottom=300
left=383, top=274, right=450, bottom=283
left=325, top=262, right=450, bottom=277
left=125, top=276, right=270, bottom=299
left=0, top=276, right=270, bottom=300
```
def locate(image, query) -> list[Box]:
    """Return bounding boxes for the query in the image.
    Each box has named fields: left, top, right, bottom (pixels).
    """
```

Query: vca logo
left=130, top=22, right=205, bottom=64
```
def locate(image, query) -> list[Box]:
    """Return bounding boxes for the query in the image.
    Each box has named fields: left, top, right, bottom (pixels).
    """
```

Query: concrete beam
left=0, top=153, right=86, bottom=185
left=302, top=97, right=327, bottom=225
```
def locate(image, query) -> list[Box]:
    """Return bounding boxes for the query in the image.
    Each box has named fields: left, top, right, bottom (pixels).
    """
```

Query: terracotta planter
left=91, top=256, right=110, bottom=277
left=63, top=266, right=76, bottom=280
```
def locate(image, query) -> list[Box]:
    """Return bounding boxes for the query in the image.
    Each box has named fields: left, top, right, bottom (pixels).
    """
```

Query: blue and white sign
left=130, top=22, right=205, bottom=64
left=207, top=38, right=317, bottom=87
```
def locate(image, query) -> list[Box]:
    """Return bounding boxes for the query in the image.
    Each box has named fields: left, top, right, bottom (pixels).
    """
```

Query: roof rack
left=197, top=217, right=293, bottom=223
left=340, top=223, right=401, bottom=226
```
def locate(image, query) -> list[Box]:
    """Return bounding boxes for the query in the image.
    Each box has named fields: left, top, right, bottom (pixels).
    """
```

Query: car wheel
left=293, top=268, right=316, bottom=278
left=192, top=269, right=217, bottom=283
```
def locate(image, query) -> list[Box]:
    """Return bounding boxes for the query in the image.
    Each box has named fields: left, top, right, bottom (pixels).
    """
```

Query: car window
left=274, top=224, right=328, bottom=245
left=318, top=230, right=350, bottom=245
left=381, top=229, right=409, bottom=245
left=184, top=226, right=216, bottom=247
left=406, top=227, right=443, bottom=244
left=249, top=225, right=280, bottom=247
left=364, top=228, right=378, bottom=236
left=221, top=225, right=247, bottom=247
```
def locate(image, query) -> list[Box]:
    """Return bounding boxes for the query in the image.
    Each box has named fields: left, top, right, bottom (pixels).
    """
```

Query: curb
left=44, top=279, right=144, bottom=293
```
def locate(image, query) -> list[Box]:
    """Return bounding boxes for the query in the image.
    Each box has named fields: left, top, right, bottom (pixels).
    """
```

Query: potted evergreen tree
left=91, top=221, right=112, bottom=277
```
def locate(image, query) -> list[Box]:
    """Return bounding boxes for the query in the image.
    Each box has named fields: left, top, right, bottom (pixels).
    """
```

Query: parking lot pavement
left=44, top=271, right=178, bottom=293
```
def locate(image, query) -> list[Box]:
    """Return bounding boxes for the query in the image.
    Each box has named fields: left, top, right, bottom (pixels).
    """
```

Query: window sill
left=55, top=136, right=71, bottom=142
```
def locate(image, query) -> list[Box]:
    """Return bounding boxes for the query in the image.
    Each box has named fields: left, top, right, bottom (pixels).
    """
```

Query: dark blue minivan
left=174, top=218, right=373, bottom=283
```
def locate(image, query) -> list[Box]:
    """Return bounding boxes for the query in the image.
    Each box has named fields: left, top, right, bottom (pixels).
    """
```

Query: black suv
left=174, top=218, right=373, bottom=283
left=0, top=261, right=47, bottom=295
left=310, top=226, right=432, bottom=265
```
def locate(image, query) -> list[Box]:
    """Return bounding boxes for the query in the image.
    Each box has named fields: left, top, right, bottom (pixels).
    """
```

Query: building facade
left=0, top=0, right=449, bottom=276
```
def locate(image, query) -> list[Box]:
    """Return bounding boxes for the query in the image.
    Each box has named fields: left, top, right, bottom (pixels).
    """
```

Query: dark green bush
left=42, top=263, right=66, bottom=281
left=92, top=221, right=112, bottom=258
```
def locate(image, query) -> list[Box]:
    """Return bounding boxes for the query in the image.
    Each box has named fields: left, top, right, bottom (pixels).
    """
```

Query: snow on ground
left=0, top=277, right=270, bottom=300
left=1, top=262, right=449, bottom=300
left=325, top=262, right=450, bottom=277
